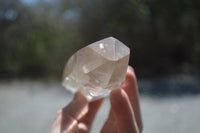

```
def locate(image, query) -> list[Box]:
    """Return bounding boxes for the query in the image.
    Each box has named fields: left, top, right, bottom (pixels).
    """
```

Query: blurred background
left=0, top=0, right=200, bottom=133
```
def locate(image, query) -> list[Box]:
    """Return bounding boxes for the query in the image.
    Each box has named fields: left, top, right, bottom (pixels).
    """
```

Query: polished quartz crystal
left=62, top=37, right=130, bottom=101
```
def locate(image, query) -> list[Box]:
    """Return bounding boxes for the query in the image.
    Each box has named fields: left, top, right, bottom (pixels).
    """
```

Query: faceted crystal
left=62, top=37, right=130, bottom=101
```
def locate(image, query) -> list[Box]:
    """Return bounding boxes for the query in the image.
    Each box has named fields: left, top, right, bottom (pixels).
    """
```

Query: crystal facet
left=62, top=37, right=130, bottom=101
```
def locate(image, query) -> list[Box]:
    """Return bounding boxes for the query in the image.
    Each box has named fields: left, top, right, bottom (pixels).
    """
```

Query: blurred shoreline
left=1, top=72, right=199, bottom=95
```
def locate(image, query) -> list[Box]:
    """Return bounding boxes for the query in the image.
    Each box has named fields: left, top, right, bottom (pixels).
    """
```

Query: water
left=0, top=80, right=199, bottom=133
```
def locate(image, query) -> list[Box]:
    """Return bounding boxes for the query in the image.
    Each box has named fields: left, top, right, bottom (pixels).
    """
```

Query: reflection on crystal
left=62, top=37, right=130, bottom=101
left=99, top=43, right=104, bottom=49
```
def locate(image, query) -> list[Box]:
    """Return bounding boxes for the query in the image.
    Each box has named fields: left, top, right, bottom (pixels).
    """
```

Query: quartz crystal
left=62, top=37, right=130, bottom=101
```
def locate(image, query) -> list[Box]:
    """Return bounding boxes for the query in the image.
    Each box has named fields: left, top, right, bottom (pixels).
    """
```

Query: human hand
left=51, top=66, right=143, bottom=133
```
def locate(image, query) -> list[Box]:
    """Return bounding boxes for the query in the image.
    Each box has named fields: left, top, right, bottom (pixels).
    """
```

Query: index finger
left=121, top=66, right=143, bottom=132
left=51, top=92, right=88, bottom=133
left=61, top=92, right=88, bottom=132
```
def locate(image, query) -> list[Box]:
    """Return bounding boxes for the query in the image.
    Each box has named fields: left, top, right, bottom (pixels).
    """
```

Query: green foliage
left=0, top=0, right=199, bottom=79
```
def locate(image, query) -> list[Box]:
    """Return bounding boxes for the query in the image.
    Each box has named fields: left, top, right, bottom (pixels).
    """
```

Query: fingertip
left=127, top=66, right=137, bottom=82
left=127, top=66, right=135, bottom=74
left=120, top=66, right=136, bottom=90
left=74, top=91, right=88, bottom=103
left=62, top=92, right=89, bottom=121
left=110, top=88, right=126, bottom=100
left=110, top=89, right=130, bottom=112
left=110, top=88, right=122, bottom=104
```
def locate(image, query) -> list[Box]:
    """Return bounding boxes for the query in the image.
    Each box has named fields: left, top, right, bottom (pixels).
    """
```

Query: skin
left=51, top=66, right=143, bottom=133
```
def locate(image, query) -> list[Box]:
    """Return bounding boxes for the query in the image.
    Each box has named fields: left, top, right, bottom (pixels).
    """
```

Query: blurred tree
left=0, top=0, right=199, bottom=79
left=74, top=0, right=200, bottom=76
left=0, top=0, right=82, bottom=79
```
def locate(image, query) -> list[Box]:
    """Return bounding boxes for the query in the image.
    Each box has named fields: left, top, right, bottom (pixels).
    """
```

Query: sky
left=19, top=0, right=56, bottom=6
